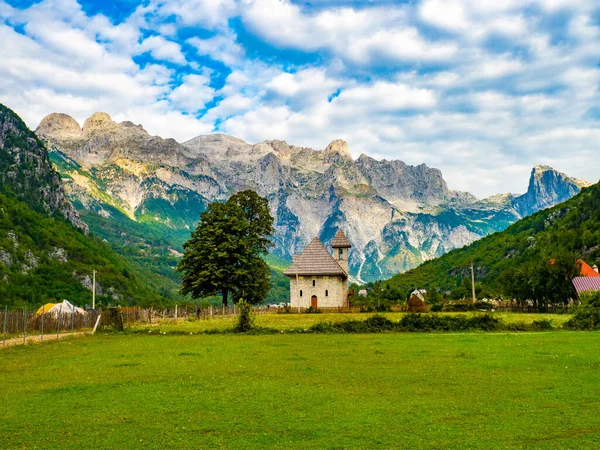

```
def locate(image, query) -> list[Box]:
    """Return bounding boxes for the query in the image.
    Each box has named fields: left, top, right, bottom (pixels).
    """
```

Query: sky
left=0, top=0, right=599, bottom=197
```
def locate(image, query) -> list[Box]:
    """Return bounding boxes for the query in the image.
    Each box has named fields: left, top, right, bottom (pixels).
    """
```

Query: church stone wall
left=289, top=275, right=347, bottom=308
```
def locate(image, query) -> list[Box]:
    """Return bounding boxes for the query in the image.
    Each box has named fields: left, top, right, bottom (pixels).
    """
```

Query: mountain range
left=36, top=111, right=589, bottom=283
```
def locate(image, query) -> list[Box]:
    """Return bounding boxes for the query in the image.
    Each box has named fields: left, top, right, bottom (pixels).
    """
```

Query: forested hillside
left=386, top=182, right=600, bottom=298
left=0, top=104, right=170, bottom=307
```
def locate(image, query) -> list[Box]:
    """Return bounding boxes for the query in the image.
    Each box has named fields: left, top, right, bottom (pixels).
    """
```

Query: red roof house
left=578, top=260, right=600, bottom=277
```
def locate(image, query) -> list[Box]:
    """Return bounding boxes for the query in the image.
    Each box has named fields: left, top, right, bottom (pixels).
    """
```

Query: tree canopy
left=177, top=190, right=274, bottom=305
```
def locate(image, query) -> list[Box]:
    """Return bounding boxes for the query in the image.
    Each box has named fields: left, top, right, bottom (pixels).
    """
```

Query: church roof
left=331, top=230, right=351, bottom=248
left=284, top=237, right=347, bottom=278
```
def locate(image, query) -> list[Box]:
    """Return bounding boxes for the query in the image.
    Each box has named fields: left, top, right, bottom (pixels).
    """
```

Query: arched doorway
left=311, top=295, right=318, bottom=309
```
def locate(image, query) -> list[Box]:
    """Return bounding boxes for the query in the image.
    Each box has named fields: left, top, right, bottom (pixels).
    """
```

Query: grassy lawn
left=137, top=311, right=573, bottom=333
left=2, top=331, right=600, bottom=449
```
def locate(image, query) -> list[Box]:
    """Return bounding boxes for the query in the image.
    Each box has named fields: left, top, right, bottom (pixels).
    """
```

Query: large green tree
left=177, top=190, right=274, bottom=306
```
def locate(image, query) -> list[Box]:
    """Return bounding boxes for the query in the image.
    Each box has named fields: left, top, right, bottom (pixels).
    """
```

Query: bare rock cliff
left=0, top=104, right=88, bottom=233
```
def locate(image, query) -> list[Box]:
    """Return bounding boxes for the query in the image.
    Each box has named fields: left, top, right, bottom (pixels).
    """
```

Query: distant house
left=572, top=260, right=600, bottom=297
left=572, top=277, right=600, bottom=296
left=358, top=289, right=368, bottom=297
left=284, top=230, right=351, bottom=308
left=578, top=259, right=600, bottom=277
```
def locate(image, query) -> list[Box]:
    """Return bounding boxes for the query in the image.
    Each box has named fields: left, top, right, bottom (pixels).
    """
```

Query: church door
left=311, top=295, right=318, bottom=309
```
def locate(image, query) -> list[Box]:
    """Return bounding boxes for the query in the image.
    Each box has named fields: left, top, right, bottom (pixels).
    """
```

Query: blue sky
left=0, top=0, right=599, bottom=196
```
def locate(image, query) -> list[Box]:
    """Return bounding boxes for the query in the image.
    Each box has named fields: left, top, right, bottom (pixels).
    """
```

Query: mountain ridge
left=36, top=111, right=589, bottom=282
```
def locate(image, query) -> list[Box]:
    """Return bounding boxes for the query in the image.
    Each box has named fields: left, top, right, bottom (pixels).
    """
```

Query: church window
left=300, top=290, right=303, bottom=297
left=326, top=290, right=329, bottom=297
left=313, top=280, right=316, bottom=287
left=340, top=249, right=344, bottom=257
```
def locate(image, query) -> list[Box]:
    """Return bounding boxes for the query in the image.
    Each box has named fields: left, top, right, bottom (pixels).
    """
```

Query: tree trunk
left=222, top=289, right=228, bottom=307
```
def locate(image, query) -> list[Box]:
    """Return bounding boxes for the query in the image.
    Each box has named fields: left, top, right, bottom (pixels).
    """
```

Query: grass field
left=135, top=311, right=573, bottom=333
left=2, top=330, right=600, bottom=449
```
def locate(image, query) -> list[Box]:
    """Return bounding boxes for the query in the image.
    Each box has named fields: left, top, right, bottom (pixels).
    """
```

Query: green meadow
left=2, top=328, right=600, bottom=449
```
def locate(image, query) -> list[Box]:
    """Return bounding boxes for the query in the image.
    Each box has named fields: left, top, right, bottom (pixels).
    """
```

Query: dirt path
left=1, top=331, right=88, bottom=349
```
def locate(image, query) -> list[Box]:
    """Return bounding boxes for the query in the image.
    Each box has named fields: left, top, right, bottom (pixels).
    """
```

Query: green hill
left=385, top=181, right=600, bottom=297
left=0, top=104, right=170, bottom=308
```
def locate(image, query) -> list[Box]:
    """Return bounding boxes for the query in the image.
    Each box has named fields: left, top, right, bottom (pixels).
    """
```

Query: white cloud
left=150, top=0, right=237, bottom=28
left=169, top=74, right=215, bottom=113
left=419, top=0, right=470, bottom=32
left=240, top=0, right=455, bottom=65
left=333, top=82, right=437, bottom=112
left=138, top=35, right=186, bottom=64
left=188, top=34, right=244, bottom=66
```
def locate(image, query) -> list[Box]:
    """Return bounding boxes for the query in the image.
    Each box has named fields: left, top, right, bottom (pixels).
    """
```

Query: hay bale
left=408, top=292, right=426, bottom=313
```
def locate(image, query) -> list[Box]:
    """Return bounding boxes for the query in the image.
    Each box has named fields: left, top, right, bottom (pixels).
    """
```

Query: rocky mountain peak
left=36, top=113, right=81, bottom=136
left=83, top=112, right=117, bottom=134
left=513, top=165, right=589, bottom=217
left=325, top=139, right=352, bottom=160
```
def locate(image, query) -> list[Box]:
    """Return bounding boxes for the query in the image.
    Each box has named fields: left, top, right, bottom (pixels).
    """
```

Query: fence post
left=23, top=307, right=27, bottom=345
left=71, top=305, right=75, bottom=335
left=2, top=305, right=7, bottom=348
left=56, top=305, right=62, bottom=339
left=175, top=304, right=178, bottom=321
left=41, top=305, right=45, bottom=343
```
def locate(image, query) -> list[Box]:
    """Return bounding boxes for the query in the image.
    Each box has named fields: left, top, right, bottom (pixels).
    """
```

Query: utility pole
left=471, top=261, right=476, bottom=304
left=92, top=270, right=96, bottom=310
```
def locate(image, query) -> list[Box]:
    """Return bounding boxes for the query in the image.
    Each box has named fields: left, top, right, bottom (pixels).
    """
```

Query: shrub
left=565, top=291, right=600, bottom=330
left=234, top=300, right=254, bottom=333
left=531, top=319, right=553, bottom=331
left=398, top=313, right=500, bottom=332
left=503, top=322, right=529, bottom=332
left=306, top=306, right=321, bottom=314
left=364, top=314, right=395, bottom=331
left=445, top=301, right=493, bottom=312
left=431, top=303, right=443, bottom=312
left=375, top=304, right=392, bottom=313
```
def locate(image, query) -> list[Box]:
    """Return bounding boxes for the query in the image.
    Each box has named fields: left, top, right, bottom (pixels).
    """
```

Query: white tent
left=44, top=300, right=86, bottom=317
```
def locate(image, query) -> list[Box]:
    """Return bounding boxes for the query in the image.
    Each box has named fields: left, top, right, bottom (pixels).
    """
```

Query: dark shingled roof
left=331, top=230, right=351, bottom=248
left=284, top=237, right=347, bottom=278
left=573, top=276, right=600, bottom=294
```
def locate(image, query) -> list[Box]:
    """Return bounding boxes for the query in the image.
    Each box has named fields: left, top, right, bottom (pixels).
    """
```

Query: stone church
left=284, top=230, right=352, bottom=308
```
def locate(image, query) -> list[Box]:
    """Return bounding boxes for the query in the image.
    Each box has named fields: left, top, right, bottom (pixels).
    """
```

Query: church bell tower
left=331, top=229, right=351, bottom=275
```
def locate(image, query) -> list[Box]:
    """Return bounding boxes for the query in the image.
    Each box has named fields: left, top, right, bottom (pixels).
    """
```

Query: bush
left=364, top=314, right=395, bottom=331
left=398, top=313, right=500, bottom=332
left=307, top=314, right=395, bottom=333
left=306, top=306, right=321, bottom=314
left=565, top=291, right=600, bottom=330
left=431, top=303, right=443, bottom=312
left=234, top=300, right=254, bottom=333
left=531, top=319, right=553, bottom=331
left=375, top=304, right=392, bottom=312
left=445, top=301, right=493, bottom=312
left=502, top=321, right=523, bottom=331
